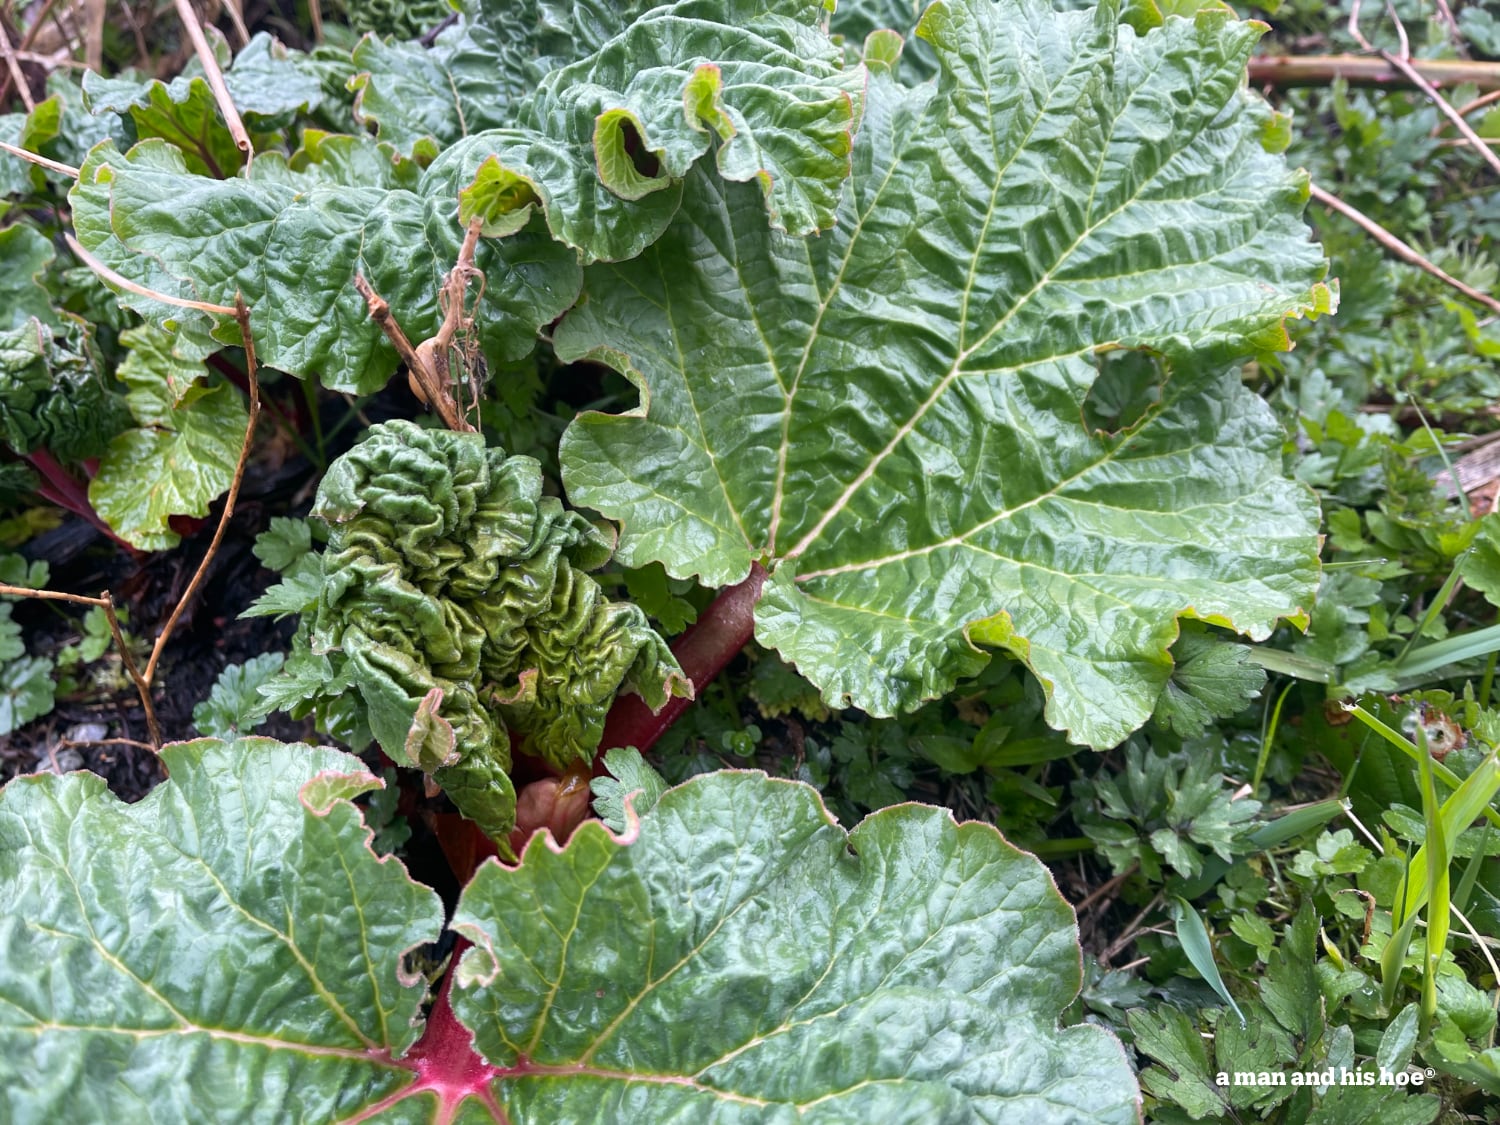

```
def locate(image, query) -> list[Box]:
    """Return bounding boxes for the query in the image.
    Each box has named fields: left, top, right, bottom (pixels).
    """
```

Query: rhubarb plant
left=0, top=737, right=1140, bottom=1122
left=253, top=420, right=687, bottom=843
left=0, top=0, right=1342, bottom=1115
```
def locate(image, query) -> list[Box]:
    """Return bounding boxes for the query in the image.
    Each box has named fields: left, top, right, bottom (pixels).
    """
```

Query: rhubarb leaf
left=262, top=421, right=686, bottom=844
left=559, top=0, right=1328, bottom=748
left=451, top=769, right=1140, bottom=1122
left=88, top=327, right=247, bottom=551
left=0, top=737, right=445, bottom=1122
left=420, top=0, right=865, bottom=263
left=68, top=140, right=581, bottom=393
left=0, top=96, right=61, bottom=197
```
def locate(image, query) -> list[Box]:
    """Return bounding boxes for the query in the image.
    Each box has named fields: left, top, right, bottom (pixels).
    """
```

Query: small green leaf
left=1378, top=1003, right=1421, bottom=1076
left=191, top=652, right=285, bottom=738
left=0, top=654, right=54, bottom=736
left=1153, top=626, right=1267, bottom=737
left=588, top=746, right=667, bottom=832
left=253, top=516, right=314, bottom=573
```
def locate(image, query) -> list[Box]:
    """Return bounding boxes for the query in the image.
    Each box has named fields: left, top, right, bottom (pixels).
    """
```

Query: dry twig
left=1309, top=183, right=1500, bottom=316
left=1348, top=0, right=1500, bottom=179
left=0, top=585, right=160, bottom=746
left=142, top=297, right=260, bottom=686
left=0, top=19, right=35, bottom=111
left=354, top=221, right=486, bottom=433
left=0, top=140, right=77, bottom=179
left=0, top=0, right=60, bottom=106
left=173, top=0, right=252, bottom=172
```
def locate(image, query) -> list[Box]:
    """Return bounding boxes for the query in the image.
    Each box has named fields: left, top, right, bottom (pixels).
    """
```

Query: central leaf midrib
left=779, top=42, right=1243, bottom=563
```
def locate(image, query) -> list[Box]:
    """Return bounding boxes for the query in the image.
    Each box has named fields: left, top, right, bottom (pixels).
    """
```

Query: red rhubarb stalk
left=599, top=562, right=768, bottom=754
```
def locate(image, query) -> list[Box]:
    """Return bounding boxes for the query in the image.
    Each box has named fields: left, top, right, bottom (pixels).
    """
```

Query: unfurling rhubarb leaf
left=254, top=421, right=687, bottom=844
left=0, top=737, right=444, bottom=1123
left=560, top=0, right=1330, bottom=748
left=451, top=769, right=1140, bottom=1122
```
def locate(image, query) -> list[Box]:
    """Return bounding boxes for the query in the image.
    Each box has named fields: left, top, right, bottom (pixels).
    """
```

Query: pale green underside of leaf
left=69, top=139, right=581, bottom=394
left=0, top=738, right=444, bottom=1124
left=559, top=0, right=1328, bottom=746
left=453, top=770, right=1140, bottom=1122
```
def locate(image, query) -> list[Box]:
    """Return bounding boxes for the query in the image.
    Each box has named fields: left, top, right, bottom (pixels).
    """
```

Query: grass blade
left=1171, top=896, right=1245, bottom=1028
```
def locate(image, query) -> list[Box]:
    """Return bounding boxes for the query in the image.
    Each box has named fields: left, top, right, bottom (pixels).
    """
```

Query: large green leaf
left=413, top=0, right=865, bottom=263
left=452, top=769, right=1139, bottom=1121
left=0, top=737, right=445, bottom=1122
left=559, top=0, right=1329, bottom=746
left=69, top=139, right=581, bottom=393
left=0, top=744, right=1137, bottom=1122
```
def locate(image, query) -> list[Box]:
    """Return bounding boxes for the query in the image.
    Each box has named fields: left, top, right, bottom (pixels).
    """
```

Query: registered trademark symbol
left=1425, top=1069, right=1436, bottom=1078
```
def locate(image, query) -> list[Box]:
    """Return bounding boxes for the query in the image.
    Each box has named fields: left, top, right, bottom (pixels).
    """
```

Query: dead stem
left=1348, top=0, right=1500, bottom=180
left=0, top=20, right=35, bottom=111
left=173, top=0, right=252, bottom=172
left=66, top=234, right=238, bottom=314
left=0, top=0, right=60, bottom=106
left=142, top=297, right=260, bottom=687
left=0, top=139, right=76, bottom=178
left=354, top=223, right=484, bottom=434
left=0, top=585, right=161, bottom=747
left=1309, top=183, right=1500, bottom=316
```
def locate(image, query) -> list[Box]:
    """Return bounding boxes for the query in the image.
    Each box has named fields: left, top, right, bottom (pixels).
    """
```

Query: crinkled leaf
left=89, top=381, right=247, bottom=551
left=83, top=71, right=246, bottom=178
left=559, top=1, right=1328, bottom=748
left=452, top=769, right=1140, bottom=1122
left=588, top=746, right=667, bottom=832
left=428, top=0, right=863, bottom=262
left=1153, top=625, right=1267, bottom=737
left=191, top=653, right=286, bottom=738
left=0, top=655, right=54, bottom=736
left=0, top=737, right=445, bottom=1122
left=0, top=320, right=130, bottom=461
left=84, top=31, right=322, bottom=142
left=69, top=139, right=581, bottom=392
left=493, top=564, right=691, bottom=768
left=263, top=422, right=684, bottom=842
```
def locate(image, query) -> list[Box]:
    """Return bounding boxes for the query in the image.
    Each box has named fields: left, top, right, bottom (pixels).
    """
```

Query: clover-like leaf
left=451, top=769, right=1140, bottom=1122
left=191, top=653, right=285, bottom=738
left=0, top=737, right=445, bottom=1122
left=1153, top=625, right=1266, bottom=737
left=0, top=654, right=54, bottom=735
left=559, top=0, right=1329, bottom=747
